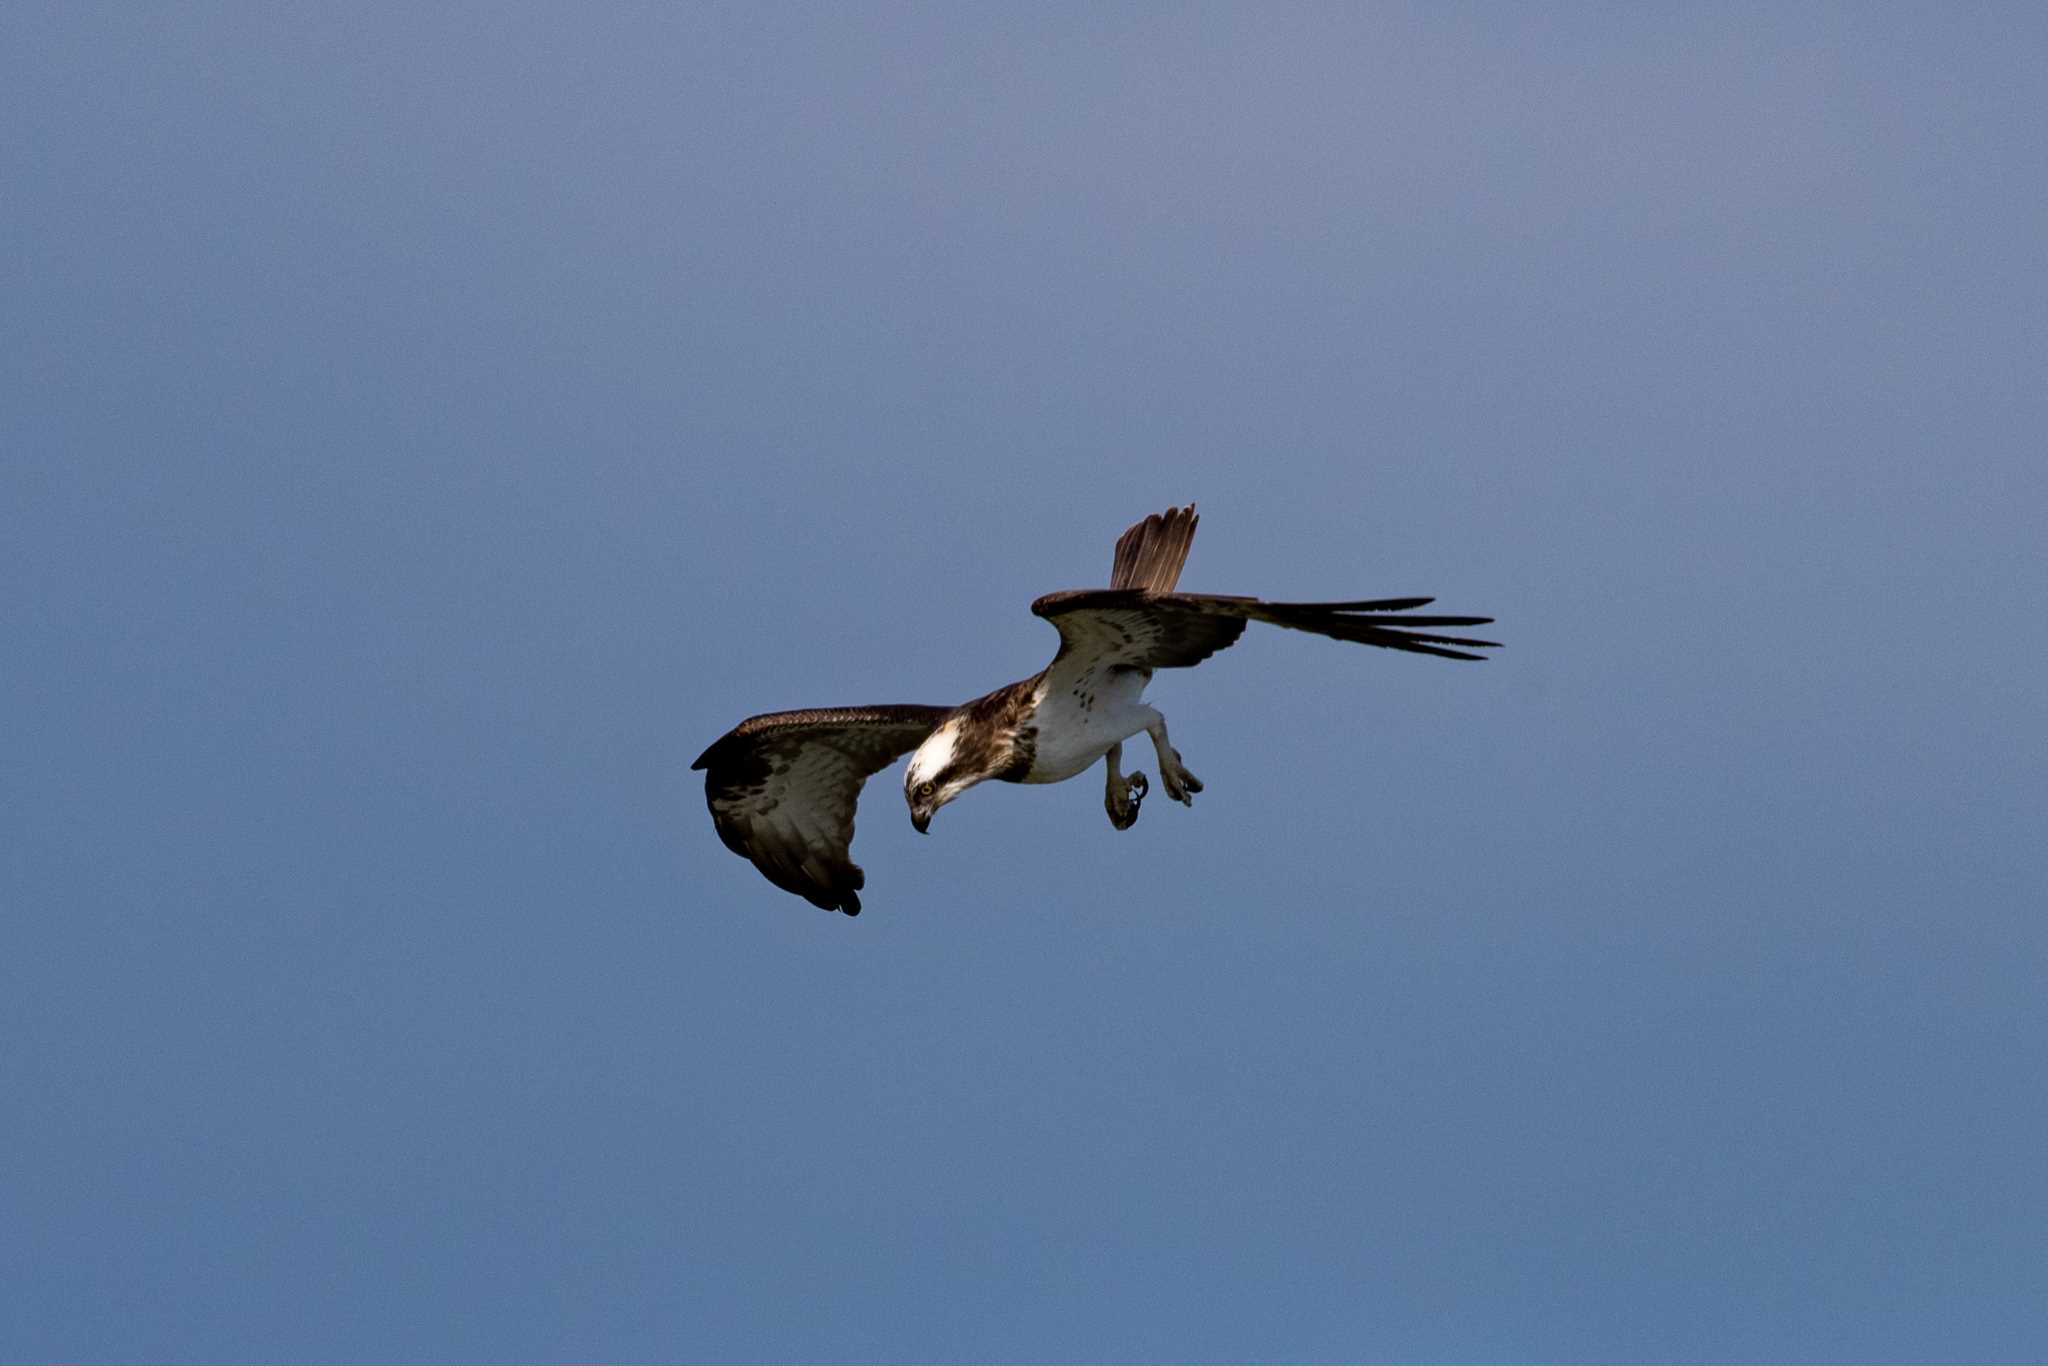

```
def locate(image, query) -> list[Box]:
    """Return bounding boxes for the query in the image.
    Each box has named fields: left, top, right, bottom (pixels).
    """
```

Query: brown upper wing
left=691, top=705, right=952, bottom=915
left=1031, top=589, right=1500, bottom=684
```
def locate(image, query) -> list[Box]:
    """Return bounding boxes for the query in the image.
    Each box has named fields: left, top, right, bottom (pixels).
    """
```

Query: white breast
left=1023, top=668, right=1155, bottom=784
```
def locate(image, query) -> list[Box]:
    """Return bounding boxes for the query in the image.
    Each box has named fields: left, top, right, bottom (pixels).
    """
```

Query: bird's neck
left=950, top=676, right=1042, bottom=784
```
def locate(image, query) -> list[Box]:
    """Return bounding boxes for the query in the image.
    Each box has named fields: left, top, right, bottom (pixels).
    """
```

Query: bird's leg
left=1102, top=741, right=1147, bottom=830
left=1145, top=716, right=1203, bottom=806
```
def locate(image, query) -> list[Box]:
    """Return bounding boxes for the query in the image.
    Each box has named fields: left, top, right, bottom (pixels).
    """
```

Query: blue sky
left=5, top=3, right=2045, bottom=1362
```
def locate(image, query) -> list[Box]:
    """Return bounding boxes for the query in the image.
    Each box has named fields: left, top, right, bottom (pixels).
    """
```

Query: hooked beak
left=910, top=807, right=931, bottom=834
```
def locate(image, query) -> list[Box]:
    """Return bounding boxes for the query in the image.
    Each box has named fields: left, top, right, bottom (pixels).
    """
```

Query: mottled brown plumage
left=946, top=678, right=1040, bottom=784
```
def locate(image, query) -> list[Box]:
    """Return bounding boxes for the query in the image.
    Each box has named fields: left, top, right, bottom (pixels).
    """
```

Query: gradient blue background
left=6, top=4, right=2044, bottom=1362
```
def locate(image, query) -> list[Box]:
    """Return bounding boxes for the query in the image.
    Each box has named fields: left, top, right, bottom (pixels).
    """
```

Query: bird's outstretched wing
left=1032, top=589, right=1501, bottom=682
left=1045, top=503, right=1500, bottom=677
left=691, top=705, right=952, bottom=915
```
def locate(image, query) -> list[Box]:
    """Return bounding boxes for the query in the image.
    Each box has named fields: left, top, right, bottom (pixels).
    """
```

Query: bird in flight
left=693, top=505, right=1498, bottom=916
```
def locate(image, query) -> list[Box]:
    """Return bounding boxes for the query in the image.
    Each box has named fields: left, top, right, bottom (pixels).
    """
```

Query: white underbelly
left=1023, top=672, right=1154, bottom=784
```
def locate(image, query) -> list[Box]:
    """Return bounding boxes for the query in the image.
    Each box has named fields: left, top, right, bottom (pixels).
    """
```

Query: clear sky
left=6, top=3, right=2045, bottom=1362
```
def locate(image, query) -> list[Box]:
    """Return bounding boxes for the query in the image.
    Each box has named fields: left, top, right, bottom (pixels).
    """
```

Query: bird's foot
left=1106, top=771, right=1148, bottom=830
left=1160, top=749, right=1203, bottom=806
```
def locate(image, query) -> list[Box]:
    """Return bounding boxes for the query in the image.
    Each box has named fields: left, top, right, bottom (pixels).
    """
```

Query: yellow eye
left=914, top=781, right=935, bottom=799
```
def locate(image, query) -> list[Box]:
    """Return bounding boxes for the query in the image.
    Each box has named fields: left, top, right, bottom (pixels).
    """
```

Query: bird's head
left=903, top=720, right=983, bottom=833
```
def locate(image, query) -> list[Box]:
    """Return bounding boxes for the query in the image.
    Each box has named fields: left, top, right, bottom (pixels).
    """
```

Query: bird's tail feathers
left=1110, top=504, right=1199, bottom=593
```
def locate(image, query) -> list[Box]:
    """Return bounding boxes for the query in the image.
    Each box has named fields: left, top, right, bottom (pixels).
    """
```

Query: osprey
left=693, top=505, right=1498, bottom=915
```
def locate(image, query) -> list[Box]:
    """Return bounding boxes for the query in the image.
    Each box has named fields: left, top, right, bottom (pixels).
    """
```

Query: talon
left=1106, top=771, right=1147, bottom=831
